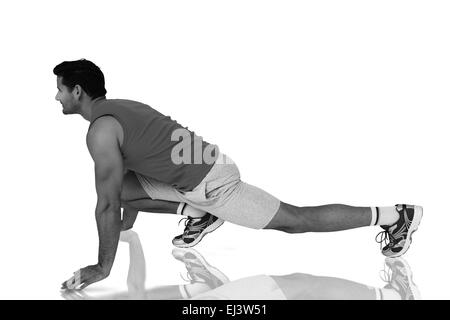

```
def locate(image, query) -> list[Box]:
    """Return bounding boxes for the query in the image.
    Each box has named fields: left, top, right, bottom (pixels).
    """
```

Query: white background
left=0, top=0, right=449, bottom=299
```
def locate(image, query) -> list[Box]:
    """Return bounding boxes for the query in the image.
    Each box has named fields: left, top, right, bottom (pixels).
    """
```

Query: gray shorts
left=135, top=154, right=281, bottom=229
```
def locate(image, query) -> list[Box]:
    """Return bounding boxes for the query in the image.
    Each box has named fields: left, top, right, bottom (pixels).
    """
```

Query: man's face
left=55, top=76, right=79, bottom=115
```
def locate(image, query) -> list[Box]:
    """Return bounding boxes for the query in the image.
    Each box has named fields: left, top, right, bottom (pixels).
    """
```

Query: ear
left=72, top=84, right=83, bottom=100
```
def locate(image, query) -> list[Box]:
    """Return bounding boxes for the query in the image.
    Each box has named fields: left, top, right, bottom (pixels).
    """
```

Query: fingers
left=61, top=270, right=82, bottom=290
left=61, top=266, right=107, bottom=291
left=61, top=276, right=74, bottom=290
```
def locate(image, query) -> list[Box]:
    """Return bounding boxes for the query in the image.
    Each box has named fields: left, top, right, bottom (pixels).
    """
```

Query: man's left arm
left=61, top=118, right=124, bottom=290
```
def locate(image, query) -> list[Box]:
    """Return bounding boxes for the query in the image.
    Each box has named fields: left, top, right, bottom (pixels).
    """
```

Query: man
left=56, top=59, right=422, bottom=290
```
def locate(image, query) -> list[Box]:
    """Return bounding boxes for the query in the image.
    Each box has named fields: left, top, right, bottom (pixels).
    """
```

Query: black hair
left=53, top=59, right=107, bottom=99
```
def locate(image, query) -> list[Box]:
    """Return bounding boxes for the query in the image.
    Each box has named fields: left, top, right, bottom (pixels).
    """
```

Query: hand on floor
left=61, top=264, right=109, bottom=290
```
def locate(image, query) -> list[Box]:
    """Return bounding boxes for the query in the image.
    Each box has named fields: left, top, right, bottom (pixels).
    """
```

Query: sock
left=178, top=284, right=191, bottom=299
left=370, top=207, right=379, bottom=226
left=177, top=203, right=207, bottom=218
left=370, top=206, right=399, bottom=226
left=177, top=203, right=186, bottom=215
left=374, top=288, right=382, bottom=300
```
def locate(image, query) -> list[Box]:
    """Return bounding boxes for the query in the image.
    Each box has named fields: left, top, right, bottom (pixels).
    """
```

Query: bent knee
left=121, top=171, right=150, bottom=202
left=263, top=202, right=309, bottom=234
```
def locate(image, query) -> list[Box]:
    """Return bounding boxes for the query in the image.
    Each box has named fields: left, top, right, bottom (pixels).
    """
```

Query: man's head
left=53, top=59, right=107, bottom=115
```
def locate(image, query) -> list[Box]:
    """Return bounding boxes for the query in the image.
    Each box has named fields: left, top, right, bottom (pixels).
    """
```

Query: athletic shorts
left=135, top=153, right=281, bottom=229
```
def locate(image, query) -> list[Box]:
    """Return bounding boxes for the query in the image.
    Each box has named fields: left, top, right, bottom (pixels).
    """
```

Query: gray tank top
left=89, top=97, right=218, bottom=191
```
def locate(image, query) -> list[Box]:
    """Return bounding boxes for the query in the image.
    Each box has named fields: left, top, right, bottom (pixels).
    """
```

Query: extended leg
left=262, top=200, right=422, bottom=258
left=264, top=202, right=372, bottom=233
left=203, top=178, right=374, bottom=233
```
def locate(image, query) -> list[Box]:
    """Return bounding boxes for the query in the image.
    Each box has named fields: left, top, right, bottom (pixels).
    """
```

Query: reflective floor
left=1, top=204, right=448, bottom=300
left=0, top=210, right=447, bottom=300
left=60, top=229, right=419, bottom=300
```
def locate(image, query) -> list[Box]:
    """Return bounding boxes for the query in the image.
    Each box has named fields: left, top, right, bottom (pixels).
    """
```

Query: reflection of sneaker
left=172, top=248, right=229, bottom=291
left=381, top=257, right=421, bottom=300
left=172, top=214, right=224, bottom=248
left=376, top=204, right=423, bottom=257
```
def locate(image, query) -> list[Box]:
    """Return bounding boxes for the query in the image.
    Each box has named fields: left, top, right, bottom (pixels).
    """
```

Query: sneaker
left=172, top=248, right=229, bottom=293
left=172, top=213, right=224, bottom=248
left=375, top=204, right=423, bottom=258
left=380, top=257, right=421, bottom=300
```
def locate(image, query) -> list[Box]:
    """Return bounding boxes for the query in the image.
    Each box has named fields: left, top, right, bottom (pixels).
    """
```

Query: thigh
left=189, top=181, right=281, bottom=229
left=121, top=170, right=151, bottom=202
left=221, top=182, right=280, bottom=229
left=134, top=172, right=182, bottom=203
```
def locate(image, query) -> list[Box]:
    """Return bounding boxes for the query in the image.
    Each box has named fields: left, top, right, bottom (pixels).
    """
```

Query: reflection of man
left=62, top=233, right=420, bottom=300
left=62, top=230, right=228, bottom=299
left=174, top=249, right=420, bottom=300
left=55, top=59, right=423, bottom=290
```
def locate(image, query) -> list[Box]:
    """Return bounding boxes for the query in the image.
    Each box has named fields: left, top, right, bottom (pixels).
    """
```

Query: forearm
left=95, top=203, right=122, bottom=273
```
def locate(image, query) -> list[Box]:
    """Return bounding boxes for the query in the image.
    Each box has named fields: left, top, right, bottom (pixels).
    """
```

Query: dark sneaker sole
left=173, top=218, right=224, bottom=248
left=385, top=205, right=423, bottom=258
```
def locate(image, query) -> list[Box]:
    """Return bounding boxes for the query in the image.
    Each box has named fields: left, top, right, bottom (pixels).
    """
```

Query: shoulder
left=88, top=116, right=124, bottom=148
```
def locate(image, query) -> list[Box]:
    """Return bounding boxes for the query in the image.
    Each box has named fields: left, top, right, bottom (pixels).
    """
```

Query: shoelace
left=379, top=263, right=392, bottom=283
left=177, top=255, right=224, bottom=289
left=179, top=264, right=207, bottom=285
left=383, top=263, right=411, bottom=296
left=375, top=229, right=395, bottom=250
left=178, top=217, right=203, bottom=234
left=379, top=264, right=403, bottom=294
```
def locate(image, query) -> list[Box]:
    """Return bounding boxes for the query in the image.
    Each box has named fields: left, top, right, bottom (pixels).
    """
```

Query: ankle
left=178, top=203, right=207, bottom=218
left=371, top=206, right=399, bottom=226
left=379, top=206, right=400, bottom=226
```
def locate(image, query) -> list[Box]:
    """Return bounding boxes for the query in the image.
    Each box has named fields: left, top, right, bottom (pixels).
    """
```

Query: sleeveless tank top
left=89, top=97, right=218, bottom=191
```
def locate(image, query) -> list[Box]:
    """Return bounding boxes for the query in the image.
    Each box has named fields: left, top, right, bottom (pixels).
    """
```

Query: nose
left=55, top=93, right=59, bottom=101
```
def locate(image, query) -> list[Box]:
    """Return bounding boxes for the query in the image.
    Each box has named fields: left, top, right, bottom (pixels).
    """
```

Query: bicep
left=93, top=151, right=123, bottom=203
left=87, top=121, right=124, bottom=205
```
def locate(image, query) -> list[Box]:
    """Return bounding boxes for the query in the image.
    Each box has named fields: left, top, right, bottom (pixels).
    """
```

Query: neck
left=79, top=96, right=105, bottom=121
